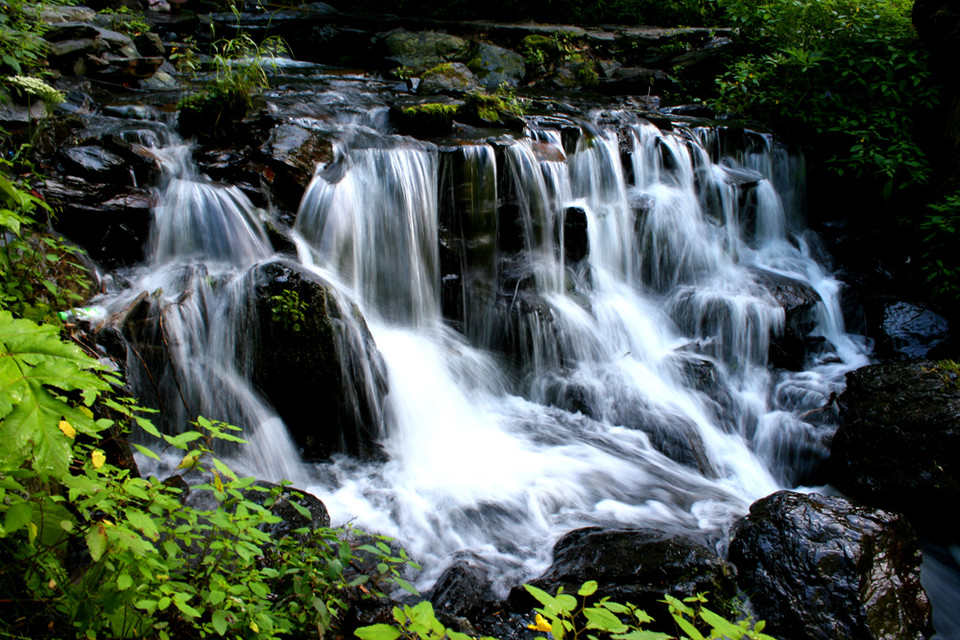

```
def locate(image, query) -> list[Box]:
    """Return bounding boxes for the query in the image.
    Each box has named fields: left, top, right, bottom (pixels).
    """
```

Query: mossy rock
left=380, top=28, right=470, bottom=72
left=419, top=62, right=479, bottom=94
left=465, top=42, right=525, bottom=91
left=392, top=101, right=464, bottom=136
left=463, top=91, right=525, bottom=129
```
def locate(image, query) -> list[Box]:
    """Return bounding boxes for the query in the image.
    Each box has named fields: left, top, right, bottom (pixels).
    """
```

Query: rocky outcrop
left=378, top=28, right=470, bottom=72
left=729, top=491, right=931, bottom=640
left=517, top=527, right=736, bottom=624
left=430, top=557, right=494, bottom=620
left=878, top=301, right=951, bottom=359
left=250, top=259, right=388, bottom=461
left=751, top=268, right=823, bottom=370
left=829, top=360, right=960, bottom=541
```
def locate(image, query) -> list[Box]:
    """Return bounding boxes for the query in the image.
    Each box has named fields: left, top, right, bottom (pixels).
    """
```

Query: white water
left=101, top=109, right=869, bottom=594
left=291, top=114, right=869, bottom=590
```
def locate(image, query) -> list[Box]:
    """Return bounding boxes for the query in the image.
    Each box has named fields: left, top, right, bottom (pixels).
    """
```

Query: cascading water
left=98, top=97, right=870, bottom=596
left=288, top=111, right=869, bottom=591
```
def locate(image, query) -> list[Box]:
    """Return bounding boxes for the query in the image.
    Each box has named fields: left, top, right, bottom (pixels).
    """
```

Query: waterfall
left=100, top=108, right=869, bottom=595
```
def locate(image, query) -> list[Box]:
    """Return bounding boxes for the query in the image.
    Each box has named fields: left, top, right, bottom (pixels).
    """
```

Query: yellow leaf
left=59, top=419, right=76, bottom=439
left=528, top=614, right=552, bottom=632
left=177, top=451, right=200, bottom=470
left=79, top=406, right=94, bottom=419
left=27, top=521, right=38, bottom=544
left=91, top=450, right=106, bottom=469
left=250, top=622, right=259, bottom=633
left=48, top=578, right=57, bottom=590
left=213, top=470, right=224, bottom=494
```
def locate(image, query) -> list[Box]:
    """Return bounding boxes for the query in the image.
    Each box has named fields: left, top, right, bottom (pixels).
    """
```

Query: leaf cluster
left=0, top=304, right=419, bottom=639
left=712, top=0, right=937, bottom=198
left=523, top=582, right=775, bottom=640
left=0, top=0, right=50, bottom=76
left=0, top=159, right=93, bottom=325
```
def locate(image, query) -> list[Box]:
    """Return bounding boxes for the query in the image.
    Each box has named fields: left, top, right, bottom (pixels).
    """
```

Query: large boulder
left=466, top=42, right=525, bottom=91
left=829, top=360, right=960, bottom=541
left=250, top=259, right=388, bottom=460
left=729, top=491, right=931, bottom=640
left=258, top=122, right=334, bottom=212
left=518, top=527, right=736, bottom=621
left=378, top=29, right=470, bottom=72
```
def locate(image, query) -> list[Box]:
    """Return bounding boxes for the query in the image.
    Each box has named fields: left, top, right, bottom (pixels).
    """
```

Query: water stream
left=97, top=92, right=871, bottom=595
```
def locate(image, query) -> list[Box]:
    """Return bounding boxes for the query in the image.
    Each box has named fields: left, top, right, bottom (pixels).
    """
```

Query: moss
left=401, top=103, right=461, bottom=119
left=421, top=63, right=459, bottom=80
left=576, top=63, right=600, bottom=87
left=465, top=87, right=524, bottom=126
left=519, top=34, right=558, bottom=65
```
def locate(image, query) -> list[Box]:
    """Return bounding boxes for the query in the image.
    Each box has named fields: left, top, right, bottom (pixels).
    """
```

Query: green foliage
left=713, top=0, right=937, bottom=198
left=176, top=34, right=287, bottom=129
left=0, top=160, right=93, bottom=325
left=98, top=6, right=151, bottom=36
left=0, top=0, right=50, bottom=76
left=523, top=582, right=775, bottom=640
left=920, top=190, right=960, bottom=299
left=465, top=84, right=524, bottom=124
left=269, top=289, right=306, bottom=332
left=356, top=601, right=496, bottom=640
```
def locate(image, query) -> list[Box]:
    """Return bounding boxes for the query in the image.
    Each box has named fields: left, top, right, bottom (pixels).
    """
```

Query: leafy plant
left=522, top=581, right=775, bottom=640
left=0, top=0, right=51, bottom=76
left=270, top=289, right=306, bottom=332
left=176, top=33, right=287, bottom=126
left=920, top=190, right=960, bottom=299
left=356, top=600, right=496, bottom=640
left=0, top=159, right=93, bottom=325
left=98, top=6, right=152, bottom=37
left=712, top=0, right=937, bottom=198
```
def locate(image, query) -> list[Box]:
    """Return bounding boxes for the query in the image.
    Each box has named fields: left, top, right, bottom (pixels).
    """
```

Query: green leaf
left=4, top=500, right=33, bottom=533
left=354, top=624, right=402, bottom=640
left=86, top=524, right=107, bottom=561
left=583, top=607, right=627, bottom=633
left=0, top=311, right=111, bottom=478
left=578, top=580, right=598, bottom=597
left=117, top=574, right=133, bottom=590
left=611, top=632, right=673, bottom=640
left=211, top=609, right=228, bottom=635
left=393, top=576, right=419, bottom=596
left=132, top=443, right=161, bottom=460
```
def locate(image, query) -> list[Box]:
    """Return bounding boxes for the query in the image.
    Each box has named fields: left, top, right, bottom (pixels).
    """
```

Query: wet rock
left=598, top=66, right=670, bottom=94
left=419, top=62, right=479, bottom=94
left=431, top=557, right=494, bottom=619
left=612, top=399, right=715, bottom=476
left=43, top=177, right=153, bottom=267
left=251, top=259, right=388, bottom=461
left=379, top=28, right=470, bottom=72
left=466, top=42, right=525, bottom=91
left=557, top=206, right=588, bottom=264
left=750, top=267, right=823, bottom=370
left=260, top=122, right=334, bottom=211
left=60, top=145, right=129, bottom=182
left=830, top=360, right=960, bottom=541
left=518, top=527, right=735, bottom=628
left=879, top=301, right=951, bottom=359
left=729, top=491, right=932, bottom=640
left=85, top=54, right=165, bottom=82
left=134, top=32, right=165, bottom=57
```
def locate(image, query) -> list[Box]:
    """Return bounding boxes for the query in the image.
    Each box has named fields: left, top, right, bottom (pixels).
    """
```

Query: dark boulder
left=729, top=491, right=932, bottom=640
left=59, top=145, right=129, bottom=182
left=517, top=527, right=736, bottom=621
left=419, top=62, right=479, bottom=95
left=878, top=301, right=951, bottom=360
left=259, top=122, right=334, bottom=212
left=557, top=206, right=588, bottom=264
left=750, top=267, right=823, bottom=370
left=829, top=360, right=960, bottom=541
left=250, top=259, right=388, bottom=460
left=431, top=557, right=494, bottom=620
left=44, top=177, right=153, bottom=267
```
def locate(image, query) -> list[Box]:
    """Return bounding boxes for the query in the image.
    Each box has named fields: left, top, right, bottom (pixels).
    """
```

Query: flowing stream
left=98, top=91, right=870, bottom=595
